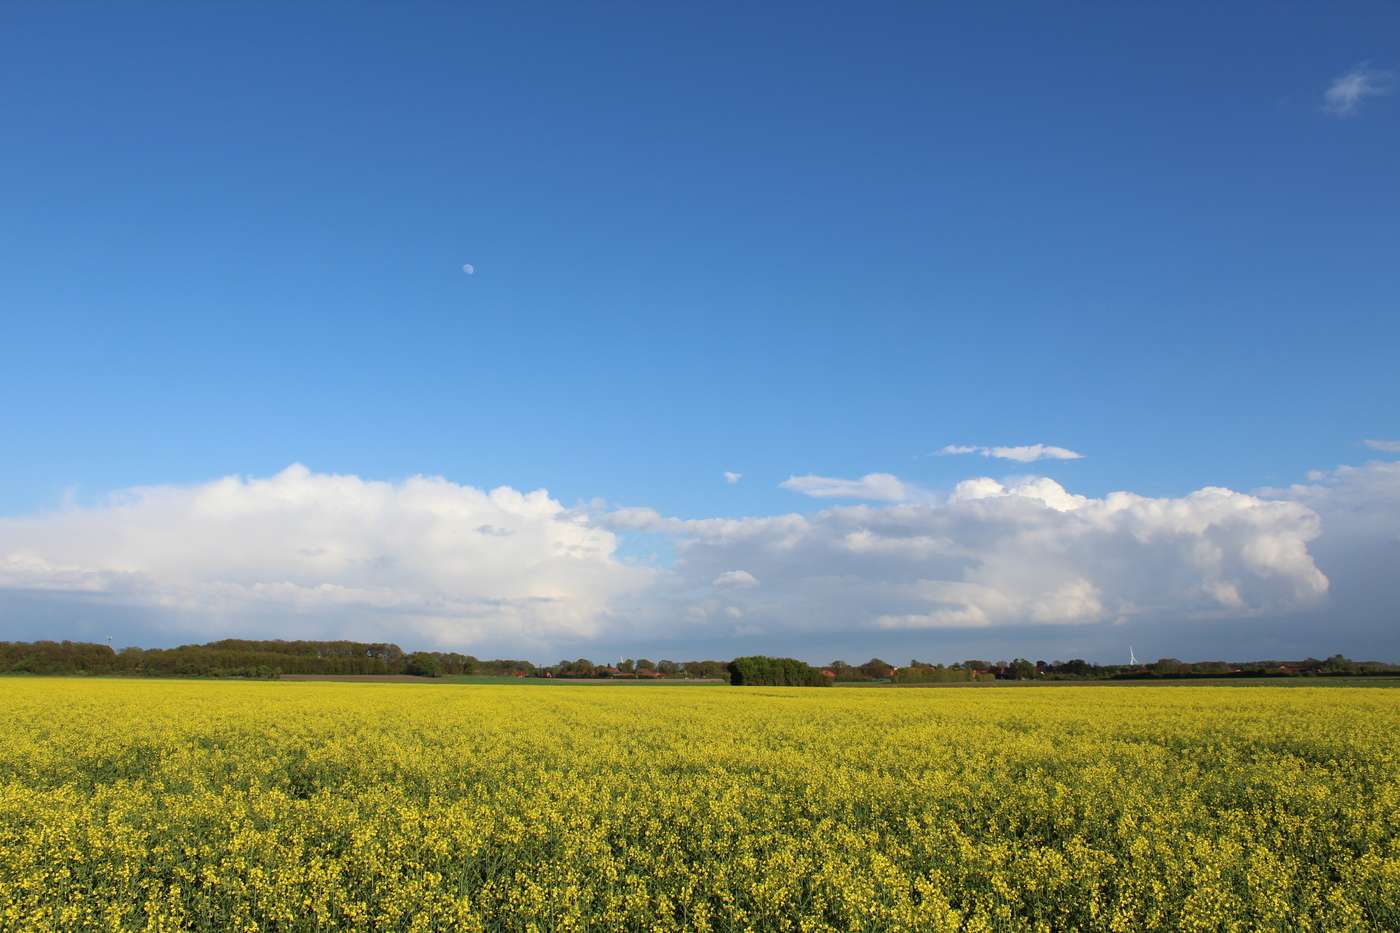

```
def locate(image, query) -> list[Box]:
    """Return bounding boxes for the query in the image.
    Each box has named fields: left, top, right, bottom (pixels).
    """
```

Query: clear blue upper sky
left=1, top=3, right=1397, bottom=659
left=4, top=1, right=1396, bottom=517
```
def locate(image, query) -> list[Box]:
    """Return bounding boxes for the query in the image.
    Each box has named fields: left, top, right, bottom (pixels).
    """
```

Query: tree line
left=853, top=655, right=1400, bottom=681
left=2, top=640, right=1397, bottom=684
left=0, top=640, right=726, bottom=681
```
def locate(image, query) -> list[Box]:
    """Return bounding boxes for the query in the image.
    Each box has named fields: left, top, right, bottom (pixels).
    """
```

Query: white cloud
left=10, top=459, right=1396, bottom=658
left=712, top=570, right=758, bottom=588
left=1323, top=63, right=1394, bottom=116
left=0, top=465, right=651, bottom=652
left=620, top=474, right=1329, bottom=640
left=1260, top=460, right=1400, bottom=549
left=1363, top=439, right=1400, bottom=453
left=950, top=476, right=1089, bottom=512
left=723, top=471, right=743, bottom=484
left=938, top=444, right=1084, bottom=463
left=1257, top=460, right=1400, bottom=637
left=780, top=473, right=916, bottom=502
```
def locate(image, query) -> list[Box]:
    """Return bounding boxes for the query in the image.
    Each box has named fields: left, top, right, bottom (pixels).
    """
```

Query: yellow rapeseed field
left=1, top=679, right=1397, bottom=931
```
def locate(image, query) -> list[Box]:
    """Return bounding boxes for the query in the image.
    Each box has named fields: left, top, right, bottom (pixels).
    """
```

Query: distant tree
left=1322, top=654, right=1357, bottom=674
left=1009, top=658, right=1036, bottom=680
left=0, top=640, right=118, bottom=675
left=479, top=658, right=537, bottom=677
left=728, top=656, right=829, bottom=687
left=829, top=661, right=870, bottom=682
left=893, top=665, right=973, bottom=684
left=403, top=653, right=442, bottom=677
left=618, top=659, right=635, bottom=674
left=680, top=660, right=728, bottom=679
left=554, top=658, right=597, bottom=678
left=858, top=658, right=894, bottom=680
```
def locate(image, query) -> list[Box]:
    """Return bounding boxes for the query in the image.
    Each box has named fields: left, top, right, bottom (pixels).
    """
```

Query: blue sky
left=2, top=3, right=1398, bottom=662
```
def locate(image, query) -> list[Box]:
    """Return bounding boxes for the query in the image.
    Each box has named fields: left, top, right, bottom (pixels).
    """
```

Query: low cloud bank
left=0, top=465, right=650, bottom=652
left=621, top=477, right=1327, bottom=640
left=2, top=458, right=1396, bottom=658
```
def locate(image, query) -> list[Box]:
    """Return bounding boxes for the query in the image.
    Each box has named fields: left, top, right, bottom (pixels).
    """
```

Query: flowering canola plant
left=1, top=679, right=1397, bottom=931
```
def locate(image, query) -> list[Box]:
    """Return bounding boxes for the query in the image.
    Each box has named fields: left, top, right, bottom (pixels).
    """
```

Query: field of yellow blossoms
left=2, top=679, right=1397, bottom=931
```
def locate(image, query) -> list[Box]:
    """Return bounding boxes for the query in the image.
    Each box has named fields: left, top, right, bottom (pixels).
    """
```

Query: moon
left=462, top=263, right=475, bottom=275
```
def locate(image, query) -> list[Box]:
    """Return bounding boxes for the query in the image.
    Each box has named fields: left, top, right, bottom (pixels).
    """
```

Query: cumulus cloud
left=1255, top=460, right=1400, bottom=645
left=1323, top=63, right=1393, bottom=116
left=723, top=471, right=742, bottom=484
left=938, top=444, right=1084, bottom=463
left=624, top=476, right=1329, bottom=641
left=1261, top=460, right=1400, bottom=559
left=1363, top=439, right=1400, bottom=453
left=950, top=476, right=1088, bottom=512
left=0, top=465, right=650, bottom=652
left=780, top=473, right=917, bottom=502
left=5, top=460, right=1390, bottom=659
